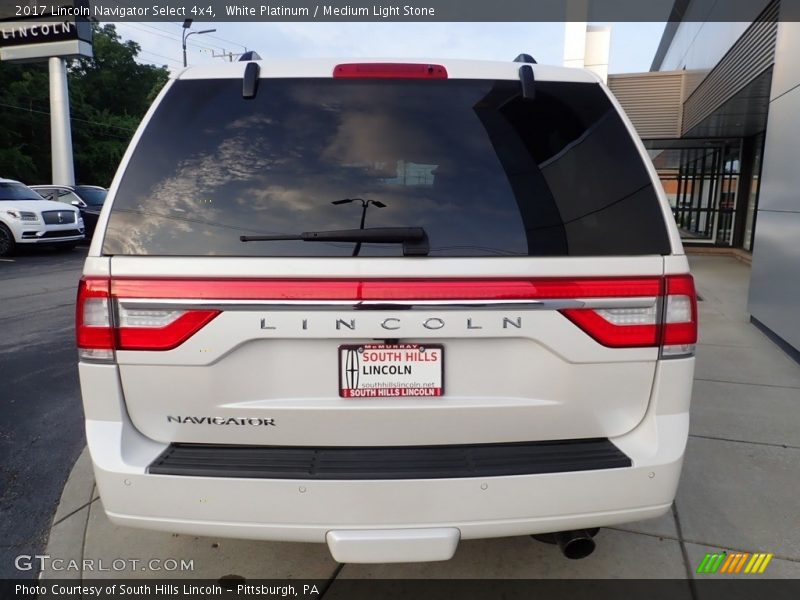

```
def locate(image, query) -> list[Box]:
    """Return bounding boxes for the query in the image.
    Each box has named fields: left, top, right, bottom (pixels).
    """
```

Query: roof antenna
left=513, top=53, right=537, bottom=64
left=238, top=50, right=262, bottom=61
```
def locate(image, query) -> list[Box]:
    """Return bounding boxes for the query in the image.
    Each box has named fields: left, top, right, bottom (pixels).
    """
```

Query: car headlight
left=6, top=210, right=38, bottom=222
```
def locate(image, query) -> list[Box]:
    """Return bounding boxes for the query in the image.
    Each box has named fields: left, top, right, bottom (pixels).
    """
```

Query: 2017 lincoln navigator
left=77, top=57, right=697, bottom=563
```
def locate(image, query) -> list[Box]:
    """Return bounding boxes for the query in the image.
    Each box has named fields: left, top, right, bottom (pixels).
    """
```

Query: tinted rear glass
left=103, top=78, right=671, bottom=257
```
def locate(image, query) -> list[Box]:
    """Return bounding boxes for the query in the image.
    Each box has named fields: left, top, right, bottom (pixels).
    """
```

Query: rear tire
left=0, top=224, right=15, bottom=257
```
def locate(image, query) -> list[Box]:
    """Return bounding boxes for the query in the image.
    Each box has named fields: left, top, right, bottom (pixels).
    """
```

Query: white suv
left=77, top=58, right=696, bottom=563
left=0, top=178, right=84, bottom=256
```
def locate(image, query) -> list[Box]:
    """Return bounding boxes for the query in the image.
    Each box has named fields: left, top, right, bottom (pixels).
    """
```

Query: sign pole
left=48, top=56, right=75, bottom=186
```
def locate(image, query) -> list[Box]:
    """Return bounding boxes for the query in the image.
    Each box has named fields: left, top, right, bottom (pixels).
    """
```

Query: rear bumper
left=81, top=358, right=693, bottom=560
left=88, top=414, right=684, bottom=542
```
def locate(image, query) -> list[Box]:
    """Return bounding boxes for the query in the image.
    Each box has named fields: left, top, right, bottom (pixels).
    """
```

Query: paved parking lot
left=0, top=246, right=89, bottom=579
left=4, top=253, right=799, bottom=581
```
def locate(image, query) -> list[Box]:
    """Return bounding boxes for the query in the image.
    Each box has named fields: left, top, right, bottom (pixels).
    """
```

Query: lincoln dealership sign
left=1, top=19, right=80, bottom=46
left=0, top=2, right=92, bottom=61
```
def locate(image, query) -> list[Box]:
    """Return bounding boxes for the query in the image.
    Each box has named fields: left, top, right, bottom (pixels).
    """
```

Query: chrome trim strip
left=117, top=297, right=657, bottom=311
left=580, top=297, right=658, bottom=309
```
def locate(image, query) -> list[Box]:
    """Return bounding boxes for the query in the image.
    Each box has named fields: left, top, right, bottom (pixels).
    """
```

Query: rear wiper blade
left=240, top=227, right=430, bottom=256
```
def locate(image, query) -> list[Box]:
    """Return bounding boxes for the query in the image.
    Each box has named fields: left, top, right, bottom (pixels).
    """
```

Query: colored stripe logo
left=696, top=552, right=773, bottom=574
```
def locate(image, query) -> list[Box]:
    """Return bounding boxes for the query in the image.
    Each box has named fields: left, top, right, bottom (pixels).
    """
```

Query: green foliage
left=0, top=24, right=169, bottom=186
left=0, top=63, right=51, bottom=183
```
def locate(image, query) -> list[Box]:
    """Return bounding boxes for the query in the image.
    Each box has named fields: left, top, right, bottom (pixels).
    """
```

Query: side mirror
left=71, top=199, right=86, bottom=208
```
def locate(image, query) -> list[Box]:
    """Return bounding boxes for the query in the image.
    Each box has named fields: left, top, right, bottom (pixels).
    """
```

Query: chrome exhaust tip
left=531, top=528, right=598, bottom=560
left=554, top=529, right=596, bottom=559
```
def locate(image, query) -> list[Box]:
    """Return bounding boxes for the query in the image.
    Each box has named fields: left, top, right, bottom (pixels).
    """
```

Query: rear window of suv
left=102, top=77, right=671, bottom=257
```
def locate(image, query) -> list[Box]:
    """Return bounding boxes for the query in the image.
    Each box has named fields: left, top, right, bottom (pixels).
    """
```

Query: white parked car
left=77, top=57, right=697, bottom=563
left=0, top=178, right=84, bottom=256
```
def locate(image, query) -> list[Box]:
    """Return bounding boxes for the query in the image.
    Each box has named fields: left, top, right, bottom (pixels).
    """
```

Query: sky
left=113, top=21, right=667, bottom=74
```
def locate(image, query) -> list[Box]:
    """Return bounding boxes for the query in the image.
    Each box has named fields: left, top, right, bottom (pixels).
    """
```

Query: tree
left=0, top=24, right=169, bottom=186
left=0, top=62, right=51, bottom=183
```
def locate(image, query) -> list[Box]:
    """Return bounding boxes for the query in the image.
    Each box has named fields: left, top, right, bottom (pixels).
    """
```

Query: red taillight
left=116, top=311, right=219, bottom=351
left=76, top=275, right=697, bottom=357
left=76, top=277, right=113, bottom=353
left=333, top=63, right=448, bottom=79
left=561, top=310, right=660, bottom=348
left=560, top=274, right=697, bottom=354
left=661, top=274, right=698, bottom=352
left=76, top=277, right=220, bottom=357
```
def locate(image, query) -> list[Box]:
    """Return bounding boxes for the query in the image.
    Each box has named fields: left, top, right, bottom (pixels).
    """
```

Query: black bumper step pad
left=148, top=438, right=631, bottom=480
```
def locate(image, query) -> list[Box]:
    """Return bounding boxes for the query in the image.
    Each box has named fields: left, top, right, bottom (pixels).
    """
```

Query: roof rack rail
left=238, top=51, right=262, bottom=62
left=513, top=53, right=537, bottom=64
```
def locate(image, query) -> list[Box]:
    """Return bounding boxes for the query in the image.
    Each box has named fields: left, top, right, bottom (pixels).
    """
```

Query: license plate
left=339, top=344, right=444, bottom=398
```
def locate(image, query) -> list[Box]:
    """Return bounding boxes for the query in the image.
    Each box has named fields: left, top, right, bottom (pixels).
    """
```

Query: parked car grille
left=42, top=210, right=76, bottom=225
left=39, top=229, right=82, bottom=239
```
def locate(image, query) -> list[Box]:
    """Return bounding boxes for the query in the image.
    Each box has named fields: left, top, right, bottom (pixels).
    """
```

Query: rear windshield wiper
left=240, top=227, right=429, bottom=256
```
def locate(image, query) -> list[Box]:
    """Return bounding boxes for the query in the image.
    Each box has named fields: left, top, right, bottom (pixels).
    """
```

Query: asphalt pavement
left=0, top=246, right=88, bottom=579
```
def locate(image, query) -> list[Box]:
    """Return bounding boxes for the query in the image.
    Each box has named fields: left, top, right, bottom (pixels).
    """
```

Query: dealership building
left=603, top=0, right=800, bottom=357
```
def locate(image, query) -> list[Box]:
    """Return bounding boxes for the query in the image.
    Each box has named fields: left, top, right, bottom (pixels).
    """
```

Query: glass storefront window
left=743, top=132, right=765, bottom=252
left=717, top=144, right=741, bottom=246
left=648, top=141, right=741, bottom=247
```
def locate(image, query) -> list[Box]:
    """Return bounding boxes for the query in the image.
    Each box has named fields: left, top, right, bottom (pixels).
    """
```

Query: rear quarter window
left=102, top=77, right=671, bottom=257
